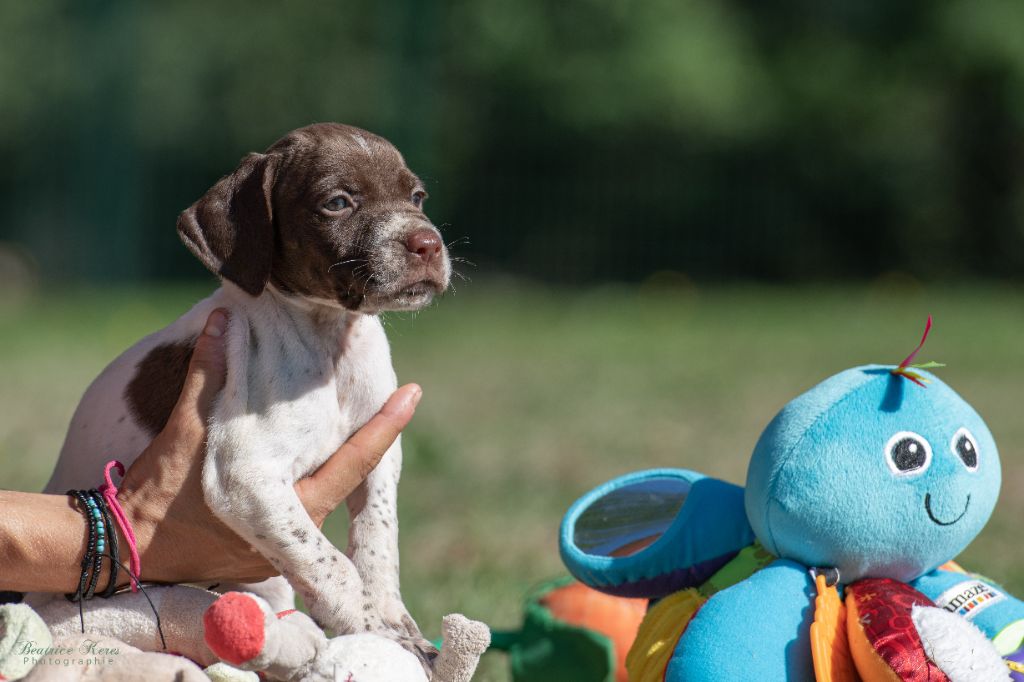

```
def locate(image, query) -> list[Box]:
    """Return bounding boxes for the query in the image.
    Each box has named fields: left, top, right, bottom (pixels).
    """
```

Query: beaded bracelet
left=65, top=489, right=121, bottom=601
left=88, top=490, right=121, bottom=597
left=65, top=490, right=104, bottom=603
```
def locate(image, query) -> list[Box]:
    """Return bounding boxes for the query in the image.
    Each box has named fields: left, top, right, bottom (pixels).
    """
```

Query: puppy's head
left=177, top=123, right=449, bottom=313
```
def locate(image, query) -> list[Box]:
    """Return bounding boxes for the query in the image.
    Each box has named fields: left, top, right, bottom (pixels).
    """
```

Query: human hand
left=114, top=309, right=421, bottom=584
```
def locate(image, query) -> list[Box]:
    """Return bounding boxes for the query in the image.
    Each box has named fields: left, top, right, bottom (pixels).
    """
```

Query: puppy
left=44, top=123, right=449, bottom=655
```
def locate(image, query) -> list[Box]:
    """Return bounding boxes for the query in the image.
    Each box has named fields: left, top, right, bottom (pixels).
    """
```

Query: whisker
left=328, top=258, right=366, bottom=273
left=445, top=236, right=471, bottom=249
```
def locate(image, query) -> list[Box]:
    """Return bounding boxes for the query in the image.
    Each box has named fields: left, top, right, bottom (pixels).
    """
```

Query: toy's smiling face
left=744, top=366, right=1001, bottom=583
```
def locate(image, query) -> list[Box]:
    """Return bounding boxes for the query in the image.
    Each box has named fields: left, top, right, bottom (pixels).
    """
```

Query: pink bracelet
left=98, top=460, right=141, bottom=592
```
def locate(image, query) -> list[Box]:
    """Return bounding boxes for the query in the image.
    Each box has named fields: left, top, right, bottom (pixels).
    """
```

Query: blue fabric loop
left=560, top=468, right=755, bottom=598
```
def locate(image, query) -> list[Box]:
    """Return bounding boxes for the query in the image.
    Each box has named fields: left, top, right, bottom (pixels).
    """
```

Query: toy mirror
left=561, top=469, right=754, bottom=598
left=572, top=476, right=692, bottom=557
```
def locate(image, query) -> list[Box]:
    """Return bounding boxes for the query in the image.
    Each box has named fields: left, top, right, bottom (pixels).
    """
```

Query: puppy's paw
left=397, top=612, right=423, bottom=639
left=379, top=607, right=435, bottom=674
left=393, top=633, right=439, bottom=675
left=379, top=600, right=423, bottom=638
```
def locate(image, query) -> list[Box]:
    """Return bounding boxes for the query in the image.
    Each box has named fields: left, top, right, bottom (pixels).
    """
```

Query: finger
left=169, top=309, right=230, bottom=429
left=298, top=384, right=421, bottom=514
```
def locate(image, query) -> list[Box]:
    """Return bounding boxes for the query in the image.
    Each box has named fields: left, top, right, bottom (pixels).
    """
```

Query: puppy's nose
left=404, top=229, right=442, bottom=263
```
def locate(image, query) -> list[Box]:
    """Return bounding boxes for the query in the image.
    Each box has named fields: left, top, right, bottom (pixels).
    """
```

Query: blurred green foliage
left=1, top=0, right=1023, bottom=283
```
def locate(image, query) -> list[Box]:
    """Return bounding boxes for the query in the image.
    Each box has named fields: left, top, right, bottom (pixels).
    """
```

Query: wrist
left=115, top=486, right=183, bottom=584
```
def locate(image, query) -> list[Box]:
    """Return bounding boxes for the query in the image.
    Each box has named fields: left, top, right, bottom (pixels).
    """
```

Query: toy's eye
left=951, top=428, right=979, bottom=471
left=885, top=431, right=933, bottom=477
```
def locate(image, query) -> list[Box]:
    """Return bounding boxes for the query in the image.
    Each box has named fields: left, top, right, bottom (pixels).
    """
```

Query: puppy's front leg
left=203, top=452, right=377, bottom=637
left=345, top=436, right=425, bottom=643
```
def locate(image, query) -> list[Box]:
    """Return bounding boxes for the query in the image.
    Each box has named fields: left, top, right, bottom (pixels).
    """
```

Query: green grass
left=2, top=281, right=1024, bottom=680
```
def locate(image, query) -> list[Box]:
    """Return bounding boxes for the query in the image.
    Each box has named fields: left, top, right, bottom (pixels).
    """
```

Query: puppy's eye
left=412, top=191, right=427, bottom=208
left=323, top=196, right=351, bottom=212
left=885, top=431, right=932, bottom=477
left=951, top=428, right=979, bottom=471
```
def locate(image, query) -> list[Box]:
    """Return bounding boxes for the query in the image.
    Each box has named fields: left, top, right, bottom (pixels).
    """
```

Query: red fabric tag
left=848, top=578, right=949, bottom=681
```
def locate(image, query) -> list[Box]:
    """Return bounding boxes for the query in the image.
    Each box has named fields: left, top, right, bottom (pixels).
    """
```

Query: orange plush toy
left=541, top=581, right=647, bottom=682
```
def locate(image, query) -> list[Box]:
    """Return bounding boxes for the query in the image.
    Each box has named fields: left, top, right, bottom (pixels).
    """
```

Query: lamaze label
left=934, top=579, right=1006, bottom=620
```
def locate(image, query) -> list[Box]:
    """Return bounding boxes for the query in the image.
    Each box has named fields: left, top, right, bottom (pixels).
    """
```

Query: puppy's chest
left=240, top=316, right=393, bottom=479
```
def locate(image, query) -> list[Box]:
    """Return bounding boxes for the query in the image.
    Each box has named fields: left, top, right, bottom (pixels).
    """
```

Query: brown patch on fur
left=177, top=154, right=279, bottom=297
left=124, top=340, right=195, bottom=436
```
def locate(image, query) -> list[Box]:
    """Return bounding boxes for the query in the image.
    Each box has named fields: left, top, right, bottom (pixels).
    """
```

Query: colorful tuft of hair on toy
left=890, top=315, right=946, bottom=387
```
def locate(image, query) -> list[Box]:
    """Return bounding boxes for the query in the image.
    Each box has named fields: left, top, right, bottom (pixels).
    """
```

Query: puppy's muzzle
left=403, top=228, right=443, bottom=266
left=395, top=224, right=449, bottom=291
left=356, top=222, right=449, bottom=312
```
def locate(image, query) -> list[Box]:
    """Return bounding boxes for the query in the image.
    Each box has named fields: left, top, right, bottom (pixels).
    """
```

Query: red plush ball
left=203, top=592, right=267, bottom=665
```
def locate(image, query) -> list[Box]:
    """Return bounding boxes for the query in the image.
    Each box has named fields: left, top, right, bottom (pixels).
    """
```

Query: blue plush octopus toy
left=560, top=319, right=1024, bottom=681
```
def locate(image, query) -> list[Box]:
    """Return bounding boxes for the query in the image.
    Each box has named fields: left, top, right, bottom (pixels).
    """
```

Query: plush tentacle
left=912, top=568, right=1024, bottom=655
left=666, top=559, right=816, bottom=681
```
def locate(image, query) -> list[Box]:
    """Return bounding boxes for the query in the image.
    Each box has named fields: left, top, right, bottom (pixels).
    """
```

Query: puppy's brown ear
left=177, top=152, right=280, bottom=296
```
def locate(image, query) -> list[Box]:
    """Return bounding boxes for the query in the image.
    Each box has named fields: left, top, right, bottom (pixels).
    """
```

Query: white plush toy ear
left=432, top=614, right=491, bottom=682
left=912, top=604, right=1011, bottom=681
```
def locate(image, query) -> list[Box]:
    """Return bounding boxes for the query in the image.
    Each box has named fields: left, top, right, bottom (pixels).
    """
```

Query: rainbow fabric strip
left=891, top=315, right=945, bottom=387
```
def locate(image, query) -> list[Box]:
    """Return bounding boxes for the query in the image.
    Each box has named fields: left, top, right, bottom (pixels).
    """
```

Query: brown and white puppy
left=44, top=123, right=448, bottom=656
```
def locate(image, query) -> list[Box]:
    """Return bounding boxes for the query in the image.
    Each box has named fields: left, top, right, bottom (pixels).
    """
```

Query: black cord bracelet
left=65, top=491, right=94, bottom=603
left=83, top=493, right=103, bottom=600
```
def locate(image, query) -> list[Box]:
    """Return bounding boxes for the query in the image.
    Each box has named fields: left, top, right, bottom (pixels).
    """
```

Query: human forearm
left=0, top=490, right=126, bottom=593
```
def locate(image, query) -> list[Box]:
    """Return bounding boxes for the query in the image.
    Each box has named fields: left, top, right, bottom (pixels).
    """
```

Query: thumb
left=168, top=308, right=230, bottom=430
left=296, top=384, right=421, bottom=524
